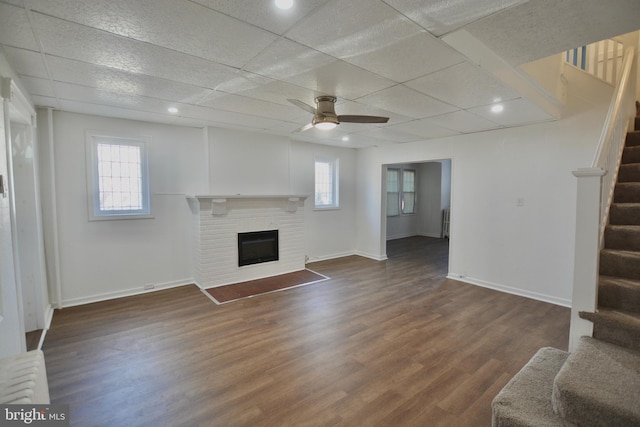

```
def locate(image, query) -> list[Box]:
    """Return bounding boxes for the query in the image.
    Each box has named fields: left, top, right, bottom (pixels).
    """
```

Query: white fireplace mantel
left=187, top=194, right=308, bottom=215
left=187, top=195, right=308, bottom=200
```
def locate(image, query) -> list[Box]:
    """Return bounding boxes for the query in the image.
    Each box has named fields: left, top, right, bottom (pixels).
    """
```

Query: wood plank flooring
left=43, top=236, right=569, bottom=426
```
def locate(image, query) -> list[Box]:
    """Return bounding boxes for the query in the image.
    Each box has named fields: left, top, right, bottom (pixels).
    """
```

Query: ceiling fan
left=288, top=96, right=389, bottom=132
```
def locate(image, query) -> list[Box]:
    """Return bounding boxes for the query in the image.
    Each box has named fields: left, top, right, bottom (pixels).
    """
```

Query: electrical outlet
left=144, top=284, right=155, bottom=290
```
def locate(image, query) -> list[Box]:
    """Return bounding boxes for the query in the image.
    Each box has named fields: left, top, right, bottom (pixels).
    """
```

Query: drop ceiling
left=0, top=0, right=638, bottom=148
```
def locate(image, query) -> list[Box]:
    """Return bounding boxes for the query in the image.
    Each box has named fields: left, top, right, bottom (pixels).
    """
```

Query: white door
left=0, top=100, right=25, bottom=358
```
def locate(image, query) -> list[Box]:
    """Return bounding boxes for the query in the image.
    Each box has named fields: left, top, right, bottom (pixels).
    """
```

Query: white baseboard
left=354, top=250, right=388, bottom=261
left=386, top=232, right=417, bottom=241
left=306, top=251, right=357, bottom=263
left=417, top=232, right=442, bottom=238
left=62, top=279, right=195, bottom=308
left=447, top=273, right=571, bottom=307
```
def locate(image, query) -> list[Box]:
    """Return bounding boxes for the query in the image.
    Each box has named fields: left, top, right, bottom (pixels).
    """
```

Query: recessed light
left=342, top=136, right=349, bottom=142
left=274, top=0, right=293, bottom=10
left=168, top=107, right=178, bottom=114
left=491, top=104, right=504, bottom=113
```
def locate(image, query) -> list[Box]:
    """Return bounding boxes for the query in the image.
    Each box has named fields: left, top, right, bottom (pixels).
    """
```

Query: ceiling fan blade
left=287, top=99, right=316, bottom=114
left=338, top=115, right=389, bottom=124
left=292, top=123, right=314, bottom=133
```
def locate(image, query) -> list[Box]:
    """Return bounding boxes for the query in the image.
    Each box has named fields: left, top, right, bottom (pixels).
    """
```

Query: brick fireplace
left=187, top=195, right=307, bottom=289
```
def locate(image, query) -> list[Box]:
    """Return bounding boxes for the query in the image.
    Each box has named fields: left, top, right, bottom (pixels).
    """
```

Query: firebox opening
left=238, top=230, right=279, bottom=267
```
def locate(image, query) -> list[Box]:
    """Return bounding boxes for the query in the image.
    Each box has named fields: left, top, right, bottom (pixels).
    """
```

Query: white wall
left=207, top=128, right=358, bottom=262
left=417, top=162, right=443, bottom=238
left=208, top=127, right=290, bottom=195
left=41, top=112, right=205, bottom=306
left=356, top=94, right=611, bottom=306
left=289, top=141, right=357, bottom=261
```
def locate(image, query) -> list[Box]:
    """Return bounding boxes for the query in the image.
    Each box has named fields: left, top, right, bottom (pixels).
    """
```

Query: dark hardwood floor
left=43, top=236, right=569, bottom=426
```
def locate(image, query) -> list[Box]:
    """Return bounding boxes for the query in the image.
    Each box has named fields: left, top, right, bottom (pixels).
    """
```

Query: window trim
left=85, top=131, right=152, bottom=221
left=314, top=155, right=339, bottom=210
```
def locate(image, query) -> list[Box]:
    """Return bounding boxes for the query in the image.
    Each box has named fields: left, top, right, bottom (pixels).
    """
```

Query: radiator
left=0, top=350, right=50, bottom=404
left=442, top=208, right=450, bottom=238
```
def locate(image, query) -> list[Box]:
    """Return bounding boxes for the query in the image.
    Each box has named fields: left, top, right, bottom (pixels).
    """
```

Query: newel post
left=569, top=168, right=605, bottom=352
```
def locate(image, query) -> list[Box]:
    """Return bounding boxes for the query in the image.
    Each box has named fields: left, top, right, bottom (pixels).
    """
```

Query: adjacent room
left=1, top=0, right=639, bottom=425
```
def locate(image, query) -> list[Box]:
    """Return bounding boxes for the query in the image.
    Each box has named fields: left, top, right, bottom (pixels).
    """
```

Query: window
left=386, top=167, right=416, bottom=216
left=314, top=156, right=339, bottom=209
left=86, top=132, right=151, bottom=220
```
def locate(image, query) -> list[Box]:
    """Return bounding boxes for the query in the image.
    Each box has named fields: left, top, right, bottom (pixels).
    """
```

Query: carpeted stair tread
left=614, top=182, right=640, bottom=203
left=491, top=347, right=570, bottom=427
left=580, top=309, right=640, bottom=351
left=604, top=225, right=640, bottom=251
left=617, top=163, right=640, bottom=182
left=609, top=203, right=640, bottom=225
left=622, top=146, right=640, bottom=164
left=626, top=131, right=640, bottom=147
left=599, top=249, right=640, bottom=281
left=552, top=337, right=640, bottom=426
left=599, top=275, right=640, bottom=313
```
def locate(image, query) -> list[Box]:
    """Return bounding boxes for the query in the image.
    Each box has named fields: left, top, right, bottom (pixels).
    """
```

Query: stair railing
left=568, top=47, right=636, bottom=352
left=565, top=39, right=625, bottom=85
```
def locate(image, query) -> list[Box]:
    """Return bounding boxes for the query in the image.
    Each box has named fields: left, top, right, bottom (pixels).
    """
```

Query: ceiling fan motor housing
left=313, top=96, right=339, bottom=125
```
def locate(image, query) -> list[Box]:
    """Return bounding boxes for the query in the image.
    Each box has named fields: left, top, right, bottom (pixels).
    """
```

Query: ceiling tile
left=0, top=3, right=40, bottom=51
left=357, top=85, right=457, bottom=119
left=53, top=82, right=179, bottom=115
left=291, top=126, right=348, bottom=140
left=355, top=126, right=421, bottom=143
left=199, top=93, right=307, bottom=122
left=344, top=32, right=464, bottom=82
left=1, top=46, right=48, bottom=78
left=45, top=56, right=212, bottom=104
left=468, top=98, right=553, bottom=126
left=58, top=99, right=178, bottom=124
left=26, top=0, right=277, bottom=68
left=387, top=118, right=461, bottom=139
left=306, top=133, right=384, bottom=149
left=236, top=80, right=322, bottom=110
left=30, top=12, right=241, bottom=90
left=179, top=104, right=293, bottom=130
left=406, top=62, right=520, bottom=109
left=284, top=60, right=395, bottom=100
left=382, top=0, right=529, bottom=36
left=20, top=76, right=54, bottom=97
left=244, top=38, right=335, bottom=81
left=425, top=110, right=502, bottom=133
left=287, top=0, right=420, bottom=59
left=336, top=133, right=399, bottom=147
left=465, top=0, right=640, bottom=66
left=191, top=0, right=332, bottom=35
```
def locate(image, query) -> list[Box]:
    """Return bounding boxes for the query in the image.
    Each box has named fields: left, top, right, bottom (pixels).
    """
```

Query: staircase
left=580, top=114, right=640, bottom=352
left=491, top=104, right=640, bottom=426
